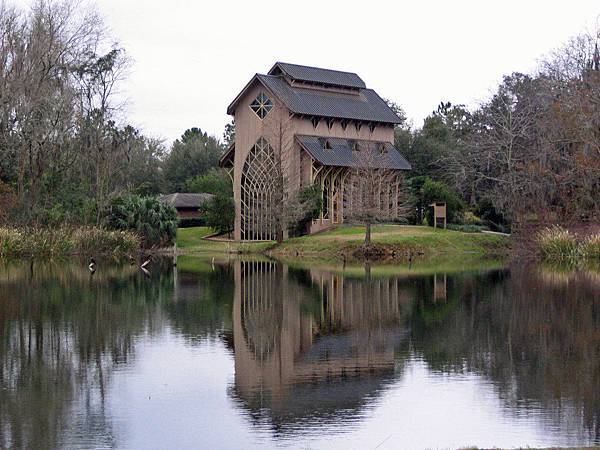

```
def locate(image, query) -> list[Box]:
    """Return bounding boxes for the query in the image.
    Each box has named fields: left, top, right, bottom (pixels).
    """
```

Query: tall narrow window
left=241, top=137, right=277, bottom=240
left=250, top=93, right=273, bottom=119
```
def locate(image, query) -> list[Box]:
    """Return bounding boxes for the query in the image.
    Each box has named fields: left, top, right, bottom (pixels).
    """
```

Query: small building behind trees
left=158, top=192, right=214, bottom=219
left=221, top=62, right=411, bottom=241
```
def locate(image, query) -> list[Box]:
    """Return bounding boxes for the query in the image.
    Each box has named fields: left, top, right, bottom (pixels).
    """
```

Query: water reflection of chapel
left=230, top=260, right=415, bottom=421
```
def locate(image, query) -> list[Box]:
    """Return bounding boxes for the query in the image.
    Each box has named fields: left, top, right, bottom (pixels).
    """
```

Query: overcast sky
left=16, top=0, right=600, bottom=144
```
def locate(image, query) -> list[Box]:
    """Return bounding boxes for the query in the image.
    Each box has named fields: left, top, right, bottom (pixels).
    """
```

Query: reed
left=71, top=227, right=140, bottom=257
left=581, top=234, right=600, bottom=260
left=0, top=227, right=140, bottom=258
left=536, top=226, right=581, bottom=263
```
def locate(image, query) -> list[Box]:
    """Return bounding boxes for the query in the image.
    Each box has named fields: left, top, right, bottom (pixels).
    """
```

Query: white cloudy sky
left=15, top=0, right=600, bottom=144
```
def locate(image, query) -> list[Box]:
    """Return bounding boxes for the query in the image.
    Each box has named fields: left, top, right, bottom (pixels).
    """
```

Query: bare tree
left=73, top=46, right=131, bottom=222
left=346, top=142, right=409, bottom=245
left=465, top=74, right=538, bottom=224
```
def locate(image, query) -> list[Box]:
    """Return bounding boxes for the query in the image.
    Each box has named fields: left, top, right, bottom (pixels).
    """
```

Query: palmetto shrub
left=536, top=226, right=582, bottom=262
left=106, top=195, right=177, bottom=248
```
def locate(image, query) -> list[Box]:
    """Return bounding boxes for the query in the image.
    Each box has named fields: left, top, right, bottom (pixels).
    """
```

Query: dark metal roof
left=158, top=193, right=214, bottom=209
left=268, top=62, right=366, bottom=89
left=256, top=74, right=402, bottom=124
left=296, top=135, right=411, bottom=170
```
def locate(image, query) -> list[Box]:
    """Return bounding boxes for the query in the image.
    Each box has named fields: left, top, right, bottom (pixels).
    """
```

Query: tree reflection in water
left=229, top=261, right=599, bottom=444
left=0, top=260, right=174, bottom=448
left=0, top=257, right=598, bottom=447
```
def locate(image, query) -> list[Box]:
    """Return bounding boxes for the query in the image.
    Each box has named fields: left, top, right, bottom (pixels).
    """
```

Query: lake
left=0, top=256, right=598, bottom=449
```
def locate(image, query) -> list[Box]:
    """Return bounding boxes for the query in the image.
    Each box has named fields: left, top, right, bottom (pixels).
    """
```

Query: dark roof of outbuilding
left=296, top=135, right=411, bottom=170
left=251, top=74, right=402, bottom=124
left=158, top=193, right=214, bottom=209
left=268, top=62, right=366, bottom=89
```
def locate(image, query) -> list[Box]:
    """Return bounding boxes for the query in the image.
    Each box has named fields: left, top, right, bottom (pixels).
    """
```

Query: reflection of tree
left=2, top=257, right=598, bottom=446
left=0, top=257, right=240, bottom=448
left=411, top=266, right=600, bottom=443
left=0, top=260, right=174, bottom=448
left=163, top=264, right=235, bottom=344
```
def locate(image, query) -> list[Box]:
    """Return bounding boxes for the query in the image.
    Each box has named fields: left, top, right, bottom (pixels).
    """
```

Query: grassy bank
left=275, top=225, right=507, bottom=259
left=0, top=227, right=140, bottom=258
left=176, top=225, right=508, bottom=261
left=177, top=227, right=274, bottom=254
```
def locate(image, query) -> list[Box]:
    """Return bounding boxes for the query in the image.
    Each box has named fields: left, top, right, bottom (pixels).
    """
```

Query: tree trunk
left=364, top=222, right=371, bottom=246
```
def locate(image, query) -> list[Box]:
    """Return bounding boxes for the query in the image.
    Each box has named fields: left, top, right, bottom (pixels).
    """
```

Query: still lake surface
left=0, top=256, right=598, bottom=449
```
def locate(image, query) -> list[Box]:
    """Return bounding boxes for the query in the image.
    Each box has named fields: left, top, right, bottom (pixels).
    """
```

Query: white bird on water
left=140, top=257, right=151, bottom=277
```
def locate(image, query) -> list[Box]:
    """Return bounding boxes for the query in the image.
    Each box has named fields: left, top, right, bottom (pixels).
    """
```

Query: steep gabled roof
left=297, top=135, right=411, bottom=170
left=268, top=62, right=366, bottom=89
left=258, top=75, right=401, bottom=124
left=227, top=73, right=402, bottom=124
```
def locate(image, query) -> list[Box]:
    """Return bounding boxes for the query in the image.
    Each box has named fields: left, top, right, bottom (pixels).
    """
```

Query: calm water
left=0, top=256, right=598, bottom=449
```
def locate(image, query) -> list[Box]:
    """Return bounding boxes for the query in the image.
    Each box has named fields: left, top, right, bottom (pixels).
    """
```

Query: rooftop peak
left=268, top=62, right=366, bottom=89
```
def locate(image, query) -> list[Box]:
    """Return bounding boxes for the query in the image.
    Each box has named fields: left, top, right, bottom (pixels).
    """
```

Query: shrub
left=201, top=194, right=235, bottom=234
left=581, top=234, right=600, bottom=259
left=106, top=195, right=177, bottom=248
left=186, top=168, right=233, bottom=196
left=475, top=198, right=509, bottom=233
left=422, top=178, right=464, bottom=224
left=178, top=217, right=207, bottom=228
left=536, top=226, right=581, bottom=262
left=290, top=185, right=323, bottom=237
left=461, top=211, right=483, bottom=226
left=446, top=224, right=483, bottom=233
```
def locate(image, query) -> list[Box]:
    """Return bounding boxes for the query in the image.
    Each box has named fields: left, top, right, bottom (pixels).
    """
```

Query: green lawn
left=176, top=227, right=275, bottom=254
left=176, top=227, right=215, bottom=249
left=275, top=225, right=508, bottom=258
left=176, top=225, right=508, bottom=261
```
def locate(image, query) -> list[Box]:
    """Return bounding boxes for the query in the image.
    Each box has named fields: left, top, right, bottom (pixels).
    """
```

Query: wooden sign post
left=430, top=202, right=447, bottom=229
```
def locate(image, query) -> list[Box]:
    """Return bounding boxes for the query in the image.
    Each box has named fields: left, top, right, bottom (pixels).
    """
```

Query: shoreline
left=175, top=224, right=510, bottom=263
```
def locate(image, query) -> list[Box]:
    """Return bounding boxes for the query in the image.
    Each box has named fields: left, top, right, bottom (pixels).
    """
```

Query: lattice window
left=240, top=260, right=281, bottom=361
left=250, top=92, right=272, bottom=119
left=241, top=137, right=277, bottom=240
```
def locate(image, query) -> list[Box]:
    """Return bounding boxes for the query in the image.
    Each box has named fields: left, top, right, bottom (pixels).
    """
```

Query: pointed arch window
left=250, top=93, right=273, bottom=119
left=241, top=137, right=277, bottom=240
